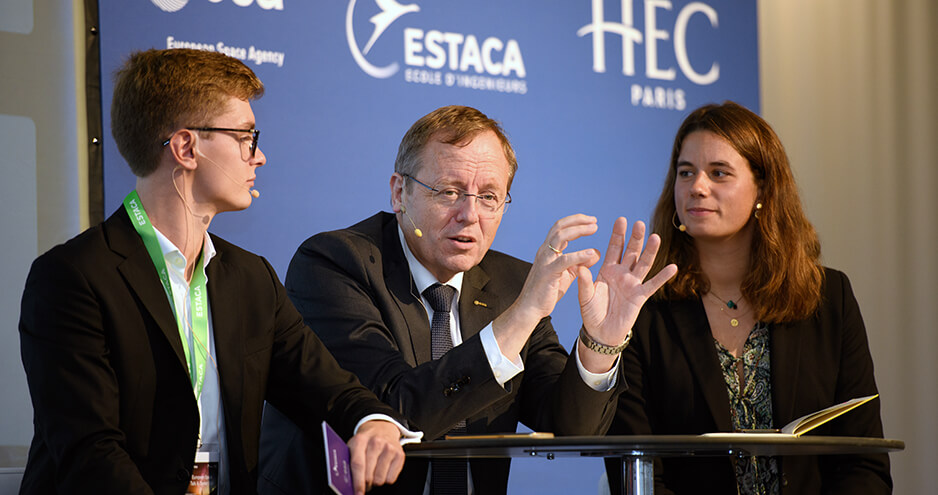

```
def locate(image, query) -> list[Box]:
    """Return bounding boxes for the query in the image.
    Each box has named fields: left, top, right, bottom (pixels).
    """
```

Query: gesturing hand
left=519, top=214, right=603, bottom=318
left=575, top=217, right=677, bottom=371
left=493, top=214, right=602, bottom=357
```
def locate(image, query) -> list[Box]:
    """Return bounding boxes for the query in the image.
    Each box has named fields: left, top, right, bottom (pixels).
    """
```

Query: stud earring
left=754, top=202, right=763, bottom=219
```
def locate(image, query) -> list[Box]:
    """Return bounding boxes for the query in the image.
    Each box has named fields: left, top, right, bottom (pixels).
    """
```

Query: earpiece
left=401, top=205, right=422, bottom=238
left=672, top=211, right=686, bottom=232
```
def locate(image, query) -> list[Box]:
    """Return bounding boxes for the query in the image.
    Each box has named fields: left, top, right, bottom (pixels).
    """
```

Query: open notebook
left=702, top=394, right=879, bottom=437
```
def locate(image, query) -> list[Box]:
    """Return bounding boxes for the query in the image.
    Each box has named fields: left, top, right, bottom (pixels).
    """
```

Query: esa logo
left=346, top=0, right=526, bottom=84
left=151, top=0, right=283, bottom=13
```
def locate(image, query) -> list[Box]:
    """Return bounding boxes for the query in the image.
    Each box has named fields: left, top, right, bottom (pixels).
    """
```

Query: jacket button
left=177, top=468, right=191, bottom=481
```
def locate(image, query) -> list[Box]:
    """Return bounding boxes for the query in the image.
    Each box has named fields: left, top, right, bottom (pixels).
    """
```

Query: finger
left=576, top=265, right=596, bottom=305
left=550, top=265, right=581, bottom=303
left=621, top=220, right=646, bottom=269
left=547, top=214, right=597, bottom=241
left=544, top=215, right=598, bottom=254
left=631, top=231, right=662, bottom=277
left=601, top=217, right=628, bottom=267
left=548, top=251, right=598, bottom=305
left=386, top=448, right=405, bottom=484
left=550, top=213, right=598, bottom=232
left=553, top=248, right=601, bottom=273
left=364, top=440, right=379, bottom=492
left=350, top=441, right=367, bottom=495
left=643, top=263, right=678, bottom=294
left=544, top=224, right=599, bottom=255
left=370, top=444, right=393, bottom=486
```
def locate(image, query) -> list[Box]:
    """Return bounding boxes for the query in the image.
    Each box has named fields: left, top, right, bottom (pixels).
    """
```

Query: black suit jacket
left=18, top=208, right=403, bottom=494
left=259, top=212, right=625, bottom=494
left=605, top=268, right=891, bottom=494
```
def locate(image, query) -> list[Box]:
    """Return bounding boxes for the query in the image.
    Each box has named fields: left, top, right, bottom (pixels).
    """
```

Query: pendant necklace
left=708, top=291, right=752, bottom=328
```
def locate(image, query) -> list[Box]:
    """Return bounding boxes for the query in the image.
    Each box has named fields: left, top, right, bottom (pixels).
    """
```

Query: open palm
left=578, top=218, right=677, bottom=345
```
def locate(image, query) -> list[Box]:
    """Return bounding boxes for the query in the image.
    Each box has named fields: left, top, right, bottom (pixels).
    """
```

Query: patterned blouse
left=714, top=323, right=780, bottom=495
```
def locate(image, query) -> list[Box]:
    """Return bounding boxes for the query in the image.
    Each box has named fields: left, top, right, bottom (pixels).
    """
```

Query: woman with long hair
left=606, top=102, right=891, bottom=494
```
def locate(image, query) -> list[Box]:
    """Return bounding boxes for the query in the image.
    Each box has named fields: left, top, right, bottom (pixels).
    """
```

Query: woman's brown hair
left=649, top=101, right=823, bottom=323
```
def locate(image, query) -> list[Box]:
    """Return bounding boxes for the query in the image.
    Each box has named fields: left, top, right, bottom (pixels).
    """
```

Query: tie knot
left=423, top=283, right=456, bottom=312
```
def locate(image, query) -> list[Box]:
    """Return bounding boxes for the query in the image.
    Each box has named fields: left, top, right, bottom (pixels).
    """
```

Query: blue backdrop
left=100, top=1, right=758, bottom=491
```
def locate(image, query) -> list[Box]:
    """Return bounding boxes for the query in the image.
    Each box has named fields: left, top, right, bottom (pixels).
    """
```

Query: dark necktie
left=425, top=283, right=458, bottom=361
left=422, top=283, right=468, bottom=494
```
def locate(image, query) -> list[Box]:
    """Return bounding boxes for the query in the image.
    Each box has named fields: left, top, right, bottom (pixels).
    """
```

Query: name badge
left=188, top=450, right=218, bottom=494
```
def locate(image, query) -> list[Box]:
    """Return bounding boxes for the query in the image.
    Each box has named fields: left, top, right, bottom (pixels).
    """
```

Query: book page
left=781, top=394, right=878, bottom=436
left=701, top=394, right=878, bottom=437
left=444, top=432, right=555, bottom=440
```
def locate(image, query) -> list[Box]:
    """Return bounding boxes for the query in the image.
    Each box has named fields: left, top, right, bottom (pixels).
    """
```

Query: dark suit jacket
left=259, top=212, right=625, bottom=494
left=18, top=207, right=403, bottom=494
left=605, top=268, right=891, bottom=494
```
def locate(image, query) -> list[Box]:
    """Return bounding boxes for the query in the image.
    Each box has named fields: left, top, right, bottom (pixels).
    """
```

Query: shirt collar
left=152, top=227, right=217, bottom=281
left=397, top=225, right=463, bottom=296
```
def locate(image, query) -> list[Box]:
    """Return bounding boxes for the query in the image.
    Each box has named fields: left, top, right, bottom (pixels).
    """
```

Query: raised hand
left=493, top=214, right=602, bottom=357
left=519, top=214, right=604, bottom=317
left=575, top=217, right=677, bottom=371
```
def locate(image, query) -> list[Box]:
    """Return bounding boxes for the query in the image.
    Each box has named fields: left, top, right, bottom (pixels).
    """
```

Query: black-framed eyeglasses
left=161, top=127, right=260, bottom=158
left=402, top=174, right=511, bottom=217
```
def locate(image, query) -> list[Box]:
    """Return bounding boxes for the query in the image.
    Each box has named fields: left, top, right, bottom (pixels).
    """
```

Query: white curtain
left=760, top=0, right=937, bottom=492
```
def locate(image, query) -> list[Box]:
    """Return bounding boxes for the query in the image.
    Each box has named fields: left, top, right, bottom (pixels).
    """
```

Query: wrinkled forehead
left=418, top=134, right=510, bottom=188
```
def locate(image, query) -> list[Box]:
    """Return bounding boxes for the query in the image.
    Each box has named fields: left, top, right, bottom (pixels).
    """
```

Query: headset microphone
left=195, top=146, right=260, bottom=200
left=401, top=205, right=422, bottom=238
left=672, top=211, right=687, bottom=232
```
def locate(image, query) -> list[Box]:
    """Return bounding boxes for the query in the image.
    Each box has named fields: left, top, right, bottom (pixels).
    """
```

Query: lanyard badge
left=123, top=190, right=209, bottom=399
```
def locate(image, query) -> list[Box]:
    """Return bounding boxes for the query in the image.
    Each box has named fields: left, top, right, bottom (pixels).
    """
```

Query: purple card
left=322, top=421, right=353, bottom=495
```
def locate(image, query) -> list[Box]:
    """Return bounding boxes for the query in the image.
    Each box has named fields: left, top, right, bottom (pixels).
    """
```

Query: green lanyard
left=123, top=190, right=208, bottom=400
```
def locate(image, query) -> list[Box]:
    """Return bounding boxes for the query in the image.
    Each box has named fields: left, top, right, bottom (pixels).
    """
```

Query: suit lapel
left=108, top=209, right=189, bottom=373
left=378, top=215, right=498, bottom=362
left=205, top=246, right=245, bottom=450
left=382, top=218, right=433, bottom=365
left=769, top=320, right=803, bottom=425
left=459, top=264, right=495, bottom=340
left=670, top=298, right=734, bottom=431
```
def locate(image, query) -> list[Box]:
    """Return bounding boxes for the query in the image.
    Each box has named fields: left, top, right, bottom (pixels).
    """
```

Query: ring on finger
left=547, top=243, right=563, bottom=255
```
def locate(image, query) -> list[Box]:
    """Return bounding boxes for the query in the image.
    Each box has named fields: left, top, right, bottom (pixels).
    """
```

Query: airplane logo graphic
left=346, top=0, right=420, bottom=78
left=151, top=0, right=189, bottom=13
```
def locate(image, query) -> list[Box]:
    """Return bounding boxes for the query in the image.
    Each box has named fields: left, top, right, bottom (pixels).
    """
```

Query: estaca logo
left=345, top=0, right=527, bottom=94
left=346, top=0, right=420, bottom=79
left=150, top=0, right=283, bottom=13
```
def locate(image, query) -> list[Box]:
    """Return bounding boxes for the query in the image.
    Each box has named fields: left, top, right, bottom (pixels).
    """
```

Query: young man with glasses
left=259, top=105, right=676, bottom=494
left=18, top=48, right=418, bottom=495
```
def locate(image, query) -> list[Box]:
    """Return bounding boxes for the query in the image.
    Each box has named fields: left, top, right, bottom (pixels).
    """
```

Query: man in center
left=259, top=105, right=676, bottom=494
